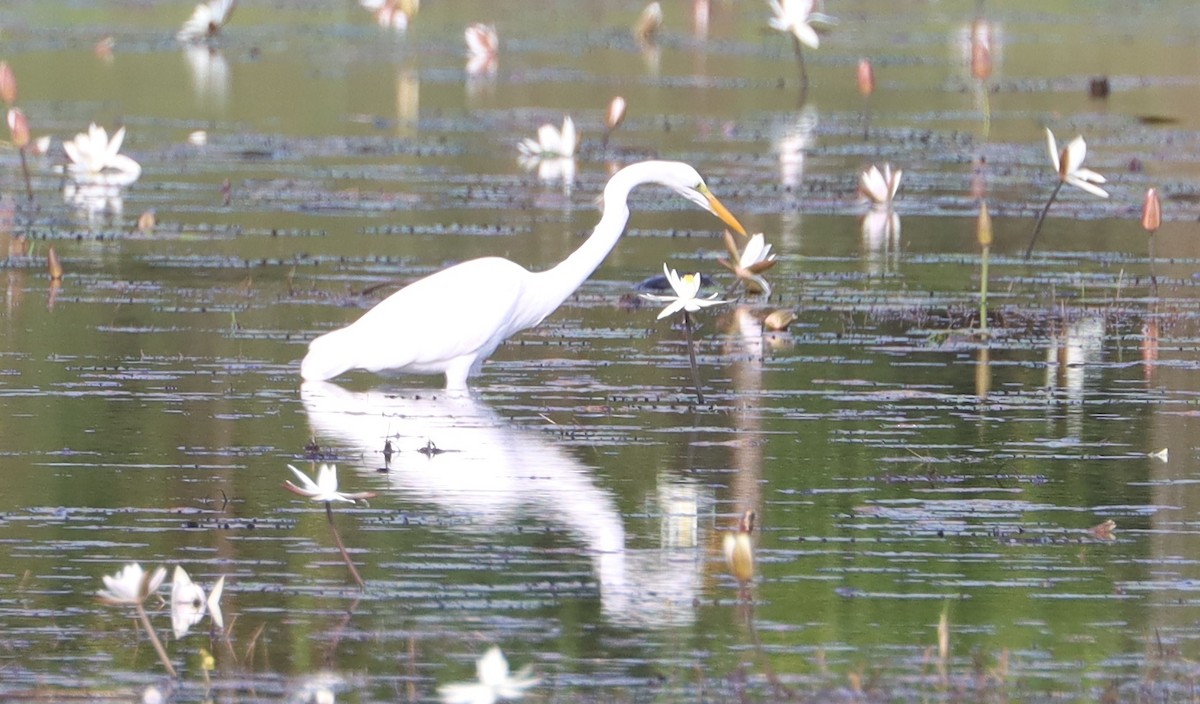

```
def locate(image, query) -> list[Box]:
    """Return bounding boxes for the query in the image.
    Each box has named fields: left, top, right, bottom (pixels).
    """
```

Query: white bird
left=300, top=160, right=747, bottom=388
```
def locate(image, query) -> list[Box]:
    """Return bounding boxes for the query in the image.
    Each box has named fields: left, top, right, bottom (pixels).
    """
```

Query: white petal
left=1064, top=135, right=1087, bottom=175
left=106, top=126, right=126, bottom=164
left=888, top=167, right=903, bottom=200
left=476, top=647, right=509, bottom=687
left=657, top=299, right=687, bottom=320
left=536, top=124, right=559, bottom=154
left=207, top=576, right=226, bottom=630
left=287, top=464, right=321, bottom=494
left=1073, top=168, right=1106, bottom=184
left=1045, top=127, right=1060, bottom=174
left=317, top=463, right=340, bottom=493
left=1066, top=176, right=1109, bottom=198
left=559, top=116, right=576, bottom=157
left=793, top=22, right=820, bottom=49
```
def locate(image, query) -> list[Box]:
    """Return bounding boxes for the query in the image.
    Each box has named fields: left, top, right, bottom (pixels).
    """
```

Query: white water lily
left=1046, top=128, right=1108, bottom=198
left=170, top=566, right=226, bottom=639
left=719, top=232, right=777, bottom=296
left=767, top=0, right=820, bottom=49
left=62, top=123, right=142, bottom=187
left=177, top=0, right=236, bottom=42
left=284, top=463, right=376, bottom=503
left=859, top=163, right=902, bottom=207
left=439, top=646, right=539, bottom=704
left=97, top=563, right=166, bottom=606
left=641, top=264, right=727, bottom=320
left=465, top=23, right=498, bottom=61
left=518, top=116, right=576, bottom=159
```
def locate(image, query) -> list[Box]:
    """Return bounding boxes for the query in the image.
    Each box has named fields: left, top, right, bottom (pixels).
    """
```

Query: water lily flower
left=0, top=62, right=16, bottom=105
left=170, top=566, right=226, bottom=639
left=7, top=108, right=29, bottom=149
left=1024, top=128, right=1107, bottom=259
left=62, top=123, right=142, bottom=187
left=439, top=646, right=539, bottom=704
left=634, top=2, right=663, bottom=45
left=177, top=0, right=236, bottom=42
left=606, top=96, right=627, bottom=132
left=859, top=163, right=902, bottom=208
left=641, top=264, right=727, bottom=320
left=362, top=0, right=411, bottom=31
left=1046, top=128, right=1108, bottom=198
left=284, top=463, right=376, bottom=503
left=465, top=23, right=498, bottom=61
left=97, top=563, right=166, bottom=606
left=767, top=0, right=821, bottom=49
left=518, top=116, right=576, bottom=159
left=719, top=231, right=777, bottom=296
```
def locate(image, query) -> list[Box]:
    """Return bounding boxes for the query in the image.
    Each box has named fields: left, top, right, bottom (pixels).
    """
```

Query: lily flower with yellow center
left=859, top=163, right=902, bottom=208
left=641, top=263, right=727, bottom=320
left=719, top=231, right=777, bottom=296
left=518, top=116, right=576, bottom=159
left=1024, top=128, right=1108, bottom=259
left=283, top=463, right=376, bottom=503
left=439, top=646, right=539, bottom=704
left=177, top=0, right=236, bottom=42
left=62, top=123, right=142, bottom=187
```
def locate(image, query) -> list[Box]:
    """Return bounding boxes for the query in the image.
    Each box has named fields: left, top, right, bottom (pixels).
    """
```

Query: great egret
left=300, top=160, right=747, bottom=388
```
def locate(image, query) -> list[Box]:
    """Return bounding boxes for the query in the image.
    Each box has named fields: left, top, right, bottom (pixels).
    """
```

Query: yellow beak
left=700, top=184, right=747, bottom=236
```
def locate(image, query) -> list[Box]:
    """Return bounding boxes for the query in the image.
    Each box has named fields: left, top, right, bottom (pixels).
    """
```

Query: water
left=2, top=0, right=1200, bottom=701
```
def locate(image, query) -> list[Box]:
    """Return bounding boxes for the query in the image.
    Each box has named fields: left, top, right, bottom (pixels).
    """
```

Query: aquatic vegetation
left=439, top=646, right=538, bottom=704
left=62, top=123, right=141, bottom=187
left=1024, top=128, right=1108, bottom=259
left=170, top=566, right=225, bottom=639
left=97, top=564, right=176, bottom=677
left=641, top=263, right=728, bottom=404
left=517, top=116, right=576, bottom=159
left=177, top=0, right=236, bottom=42
left=718, top=231, right=777, bottom=296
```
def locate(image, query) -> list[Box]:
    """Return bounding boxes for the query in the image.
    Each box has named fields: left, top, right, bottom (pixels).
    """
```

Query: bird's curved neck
left=529, top=165, right=651, bottom=318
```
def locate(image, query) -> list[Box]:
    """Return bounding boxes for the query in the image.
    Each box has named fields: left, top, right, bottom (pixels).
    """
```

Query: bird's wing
left=344, top=257, right=530, bottom=370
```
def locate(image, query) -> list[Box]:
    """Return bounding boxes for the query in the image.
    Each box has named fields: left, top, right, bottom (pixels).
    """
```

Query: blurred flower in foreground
left=97, top=563, right=176, bottom=677
left=63, top=123, right=142, bottom=187
left=0, top=62, right=17, bottom=105
left=859, top=163, right=902, bottom=208
left=171, top=565, right=226, bottom=639
left=98, top=563, right=165, bottom=605
left=439, top=646, right=538, bottom=704
left=719, top=231, right=777, bottom=296
left=284, top=463, right=376, bottom=503
left=641, top=264, right=726, bottom=320
left=361, top=0, right=414, bottom=31
left=768, top=0, right=820, bottom=49
left=177, top=0, right=236, bottom=42
left=634, top=2, right=663, bottom=45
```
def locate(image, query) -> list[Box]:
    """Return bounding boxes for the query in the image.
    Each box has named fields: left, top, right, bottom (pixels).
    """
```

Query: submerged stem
left=135, top=602, right=178, bottom=678
left=1024, top=180, right=1064, bottom=260
left=682, top=311, right=705, bottom=406
left=792, top=36, right=808, bottom=89
left=326, top=502, right=366, bottom=590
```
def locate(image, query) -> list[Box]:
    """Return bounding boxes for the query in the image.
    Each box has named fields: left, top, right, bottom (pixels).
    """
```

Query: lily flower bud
left=1142, top=187, right=1160, bottom=234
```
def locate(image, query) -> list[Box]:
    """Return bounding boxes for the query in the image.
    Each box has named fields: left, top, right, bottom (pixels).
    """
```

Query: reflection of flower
left=63, top=181, right=125, bottom=222
left=1045, top=128, right=1108, bottom=198
left=177, top=0, right=236, bottom=42
left=98, top=563, right=166, bottom=606
left=439, top=646, right=539, bottom=704
left=63, top=124, right=141, bottom=187
left=284, top=463, right=376, bottom=503
left=859, top=163, right=902, bottom=207
left=719, top=232, right=777, bottom=296
left=641, top=264, right=727, bottom=320
left=519, top=155, right=576, bottom=185
left=722, top=510, right=755, bottom=584
left=182, top=44, right=230, bottom=106
left=767, top=0, right=820, bottom=49
left=518, top=116, right=576, bottom=159
left=170, top=566, right=226, bottom=639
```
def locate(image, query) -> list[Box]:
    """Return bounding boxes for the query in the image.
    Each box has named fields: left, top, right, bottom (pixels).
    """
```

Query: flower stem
left=792, top=36, right=808, bottom=89
left=979, top=244, right=989, bottom=332
left=326, top=502, right=366, bottom=591
left=1024, top=180, right=1064, bottom=261
left=1148, top=234, right=1159, bottom=298
left=682, top=311, right=705, bottom=406
left=18, top=147, right=32, bottom=202
left=135, top=602, right=177, bottom=678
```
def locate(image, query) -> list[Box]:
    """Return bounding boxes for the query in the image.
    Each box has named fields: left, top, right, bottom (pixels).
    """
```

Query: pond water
left=3, top=0, right=1200, bottom=701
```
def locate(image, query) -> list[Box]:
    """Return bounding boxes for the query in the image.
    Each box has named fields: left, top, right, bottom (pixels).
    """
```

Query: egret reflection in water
left=301, top=381, right=703, bottom=627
